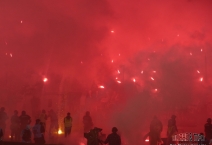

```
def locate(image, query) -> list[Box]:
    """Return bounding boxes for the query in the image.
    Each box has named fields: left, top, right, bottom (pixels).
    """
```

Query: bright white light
left=117, top=81, right=121, bottom=84
left=133, top=78, right=136, bottom=82
left=141, top=71, right=143, bottom=74
left=98, top=86, right=104, bottom=89
left=197, top=70, right=200, bottom=74
left=201, top=49, right=203, bottom=52
left=151, top=77, right=154, bottom=81
left=200, top=77, right=203, bottom=82
left=155, top=89, right=158, bottom=92
left=111, top=30, right=114, bottom=33
left=145, top=139, right=149, bottom=142
left=58, top=129, right=63, bottom=134
left=118, top=70, right=120, bottom=74
left=43, top=78, right=48, bottom=82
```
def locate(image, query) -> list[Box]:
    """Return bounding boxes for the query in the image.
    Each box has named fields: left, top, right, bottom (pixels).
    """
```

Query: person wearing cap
left=205, top=118, right=212, bottom=142
left=104, top=127, right=121, bottom=145
left=10, top=110, right=20, bottom=141
left=64, top=112, right=73, bottom=137
left=167, top=115, right=178, bottom=145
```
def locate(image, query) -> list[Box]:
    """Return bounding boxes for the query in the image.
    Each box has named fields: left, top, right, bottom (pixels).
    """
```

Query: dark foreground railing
left=0, top=141, right=63, bottom=145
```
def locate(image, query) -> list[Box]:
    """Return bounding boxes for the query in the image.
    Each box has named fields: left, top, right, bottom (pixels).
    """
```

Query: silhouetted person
left=10, top=110, right=20, bottom=141
left=39, top=110, right=47, bottom=128
left=32, top=119, right=45, bottom=145
left=19, top=111, right=31, bottom=131
left=104, top=127, right=121, bottom=145
left=64, top=112, right=72, bottom=137
left=21, top=125, right=31, bottom=143
left=0, top=107, right=8, bottom=135
left=167, top=115, right=178, bottom=145
left=149, top=116, right=163, bottom=145
left=84, top=127, right=103, bottom=145
left=205, top=118, right=212, bottom=143
left=83, top=111, right=93, bottom=132
left=48, top=109, right=59, bottom=136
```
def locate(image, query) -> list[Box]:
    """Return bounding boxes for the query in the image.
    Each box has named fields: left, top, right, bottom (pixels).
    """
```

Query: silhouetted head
left=36, top=119, right=40, bottom=124
left=42, top=110, right=46, bottom=113
left=93, top=127, right=102, bottom=132
left=67, top=112, right=70, bottom=116
left=112, top=127, right=118, bottom=133
left=207, top=118, right=211, bottom=123
left=22, top=111, right=26, bottom=115
left=14, top=110, right=18, bottom=115
left=86, top=111, right=90, bottom=115
left=0, top=107, right=5, bottom=111
left=171, top=115, right=176, bottom=119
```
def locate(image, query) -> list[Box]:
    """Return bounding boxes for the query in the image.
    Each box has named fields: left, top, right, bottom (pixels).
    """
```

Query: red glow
left=141, top=71, right=143, bottom=74
left=197, top=70, right=200, bottom=73
left=111, top=30, right=114, bottom=33
left=133, top=78, right=136, bottom=82
left=118, top=70, right=120, bottom=74
left=151, top=77, right=154, bottom=81
left=111, top=60, right=114, bottom=63
left=200, top=77, right=203, bottom=82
